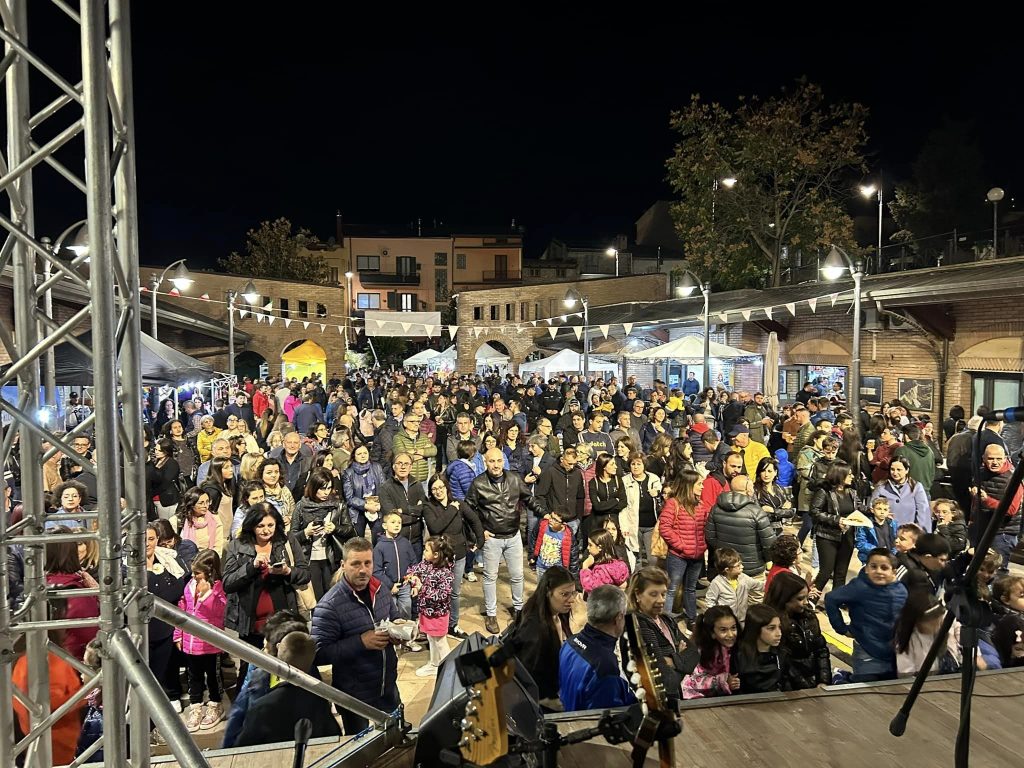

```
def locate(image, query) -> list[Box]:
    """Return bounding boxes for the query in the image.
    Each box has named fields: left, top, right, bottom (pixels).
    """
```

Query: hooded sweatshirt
left=895, top=439, right=936, bottom=491
left=774, top=448, right=795, bottom=488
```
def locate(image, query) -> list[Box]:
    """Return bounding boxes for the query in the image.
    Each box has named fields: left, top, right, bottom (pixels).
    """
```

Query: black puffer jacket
left=809, top=488, right=856, bottom=543
left=465, top=470, right=544, bottom=536
left=290, top=497, right=356, bottom=570
left=223, top=535, right=311, bottom=638
left=782, top=608, right=831, bottom=689
left=422, top=499, right=484, bottom=560
left=704, top=492, right=777, bottom=576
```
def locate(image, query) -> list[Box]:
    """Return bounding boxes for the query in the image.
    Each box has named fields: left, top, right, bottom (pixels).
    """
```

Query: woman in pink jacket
left=579, top=530, right=630, bottom=595
left=45, top=532, right=99, bottom=659
left=175, top=549, right=228, bottom=732
left=659, top=469, right=711, bottom=627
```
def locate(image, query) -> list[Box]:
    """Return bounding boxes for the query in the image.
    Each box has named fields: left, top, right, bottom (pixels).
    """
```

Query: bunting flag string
left=283, top=318, right=291, bottom=328
left=401, top=322, right=412, bottom=333
left=741, top=310, right=751, bottom=321
left=448, top=325, right=459, bottom=338
left=199, top=293, right=210, bottom=301
left=263, top=301, right=273, bottom=311
left=547, top=326, right=558, bottom=340
left=302, top=321, right=310, bottom=330
left=424, top=325, right=436, bottom=337
left=238, top=308, right=248, bottom=319
left=622, top=323, right=633, bottom=336
left=572, top=326, right=583, bottom=340
left=786, top=302, right=796, bottom=316
left=830, top=292, right=840, bottom=307
left=267, top=315, right=275, bottom=326
left=167, top=288, right=180, bottom=297
left=764, top=307, right=773, bottom=320
left=807, top=297, right=818, bottom=313
left=718, top=312, right=729, bottom=324
left=598, top=324, right=610, bottom=339
left=319, top=324, right=326, bottom=333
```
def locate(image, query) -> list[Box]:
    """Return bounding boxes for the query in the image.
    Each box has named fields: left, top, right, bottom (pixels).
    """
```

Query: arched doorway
left=281, top=339, right=327, bottom=382
left=234, top=350, right=268, bottom=382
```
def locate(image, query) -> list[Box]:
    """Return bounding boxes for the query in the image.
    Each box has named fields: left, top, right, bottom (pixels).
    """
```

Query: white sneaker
left=415, top=663, right=439, bottom=677
left=464, top=572, right=478, bottom=582
left=406, top=640, right=423, bottom=653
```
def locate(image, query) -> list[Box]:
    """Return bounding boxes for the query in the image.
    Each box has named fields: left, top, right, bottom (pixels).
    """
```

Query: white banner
left=364, top=310, right=441, bottom=337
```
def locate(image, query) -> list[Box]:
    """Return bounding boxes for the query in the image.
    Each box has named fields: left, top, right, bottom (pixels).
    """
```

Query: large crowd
left=7, top=366, right=1024, bottom=762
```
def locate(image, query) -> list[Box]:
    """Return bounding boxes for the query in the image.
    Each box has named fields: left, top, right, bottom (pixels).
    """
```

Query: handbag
left=650, top=520, right=669, bottom=559
left=284, top=541, right=317, bottom=619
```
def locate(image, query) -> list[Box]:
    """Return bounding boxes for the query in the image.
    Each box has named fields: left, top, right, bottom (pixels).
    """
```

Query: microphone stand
left=293, top=718, right=313, bottom=768
left=889, top=444, right=1024, bottom=768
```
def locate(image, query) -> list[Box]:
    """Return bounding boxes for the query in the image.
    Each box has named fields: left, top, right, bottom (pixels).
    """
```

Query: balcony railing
left=482, top=270, right=522, bottom=282
left=358, top=270, right=420, bottom=286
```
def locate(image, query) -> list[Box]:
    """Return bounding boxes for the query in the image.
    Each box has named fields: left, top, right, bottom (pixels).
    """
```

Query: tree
left=666, top=80, right=869, bottom=289
left=218, top=218, right=330, bottom=284
left=889, top=120, right=988, bottom=257
left=365, top=336, right=408, bottom=367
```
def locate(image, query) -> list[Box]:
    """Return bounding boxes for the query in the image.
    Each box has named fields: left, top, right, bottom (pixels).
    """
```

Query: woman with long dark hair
left=641, top=406, right=669, bottom=453
left=659, top=469, right=710, bottom=626
left=506, top=565, right=576, bottom=704
left=45, top=528, right=99, bottom=659
left=149, top=438, right=181, bottom=520
left=223, top=503, right=310, bottom=680
left=257, top=457, right=295, bottom=529
left=500, top=422, right=530, bottom=476
left=291, top=468, right=355, bottom=599
left=810, top=460, right=858, bottom=594
left=200, top=456, right=237, bottom=534
left=753, top=456, right=794, bottom=535
left=588, top=452, right=625, bottom=533
left=764, top=571, right=831, bottom=689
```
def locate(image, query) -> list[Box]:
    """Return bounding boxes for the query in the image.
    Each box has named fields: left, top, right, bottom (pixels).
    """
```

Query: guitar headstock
left=623, top=613, right=670, bottom=715
left=457, top=644, right=515, bottom=765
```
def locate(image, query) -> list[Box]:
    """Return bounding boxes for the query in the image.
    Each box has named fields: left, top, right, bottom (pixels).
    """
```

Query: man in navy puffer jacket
left=313, top=537, right=402, bottom=735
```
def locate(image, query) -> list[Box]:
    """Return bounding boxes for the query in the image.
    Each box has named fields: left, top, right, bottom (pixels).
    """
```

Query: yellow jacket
left=196, top=427, right=222, bottom=463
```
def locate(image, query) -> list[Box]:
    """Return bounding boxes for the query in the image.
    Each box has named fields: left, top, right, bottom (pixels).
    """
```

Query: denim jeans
left=638, top=526, right=655, bottom=566
left=851, top=642, right=895, bottom=683
left=527, top=514, right=541, bottom=560
left=450, top=556, right=466, bottom=628
left=482, top=534, right=525, bottom=617
left=665, top=553, right=704, bottom=620
left=993, top=533, right=1019, bottom=574
left=394, top=581, right=412, bottom=621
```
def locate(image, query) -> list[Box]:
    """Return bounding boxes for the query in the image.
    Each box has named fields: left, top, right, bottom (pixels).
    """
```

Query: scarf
left=153, top=546, right=185, bottom=579
left=182, top=512, right=219, bottom=549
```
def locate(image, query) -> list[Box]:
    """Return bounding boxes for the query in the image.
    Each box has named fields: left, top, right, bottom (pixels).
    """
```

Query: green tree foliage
left=218, top=218, right=330, bottom=284
left=366, top=336, right=409, bottom=367
left=889, top=120, right=988, bottom=255
left=666, top=81, right=869, bottom=288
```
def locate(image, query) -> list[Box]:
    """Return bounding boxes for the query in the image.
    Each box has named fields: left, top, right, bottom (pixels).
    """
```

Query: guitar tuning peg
left=465, top=704, right=478, bottom=716
left=626, top=660, right=637, bottom=673
left=641, top=702, right=649, bottom=716
left=469, top=689, right=482, bottom=700
left=635, top=688, right=647, bottom=701
left=460, top=719, right=472, bottom=731
left=458, top=737, right=470, bottom=748
left=630, top=673, right=642, bottom=686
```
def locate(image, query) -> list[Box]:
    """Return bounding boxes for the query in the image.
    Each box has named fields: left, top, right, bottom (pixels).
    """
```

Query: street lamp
left=563, top=287, right=589, bottom=378
left=149, top=259, right=193, bottom=340
left=987, top=187, right=1005, bottom=257
left=676, top=270, right=711, bottom=389
left=860, top=181, right=884, bottom=273
left=604, top=247, right=620, bottom=277
left=711, top=176, right=738, bottom=229
left=820, top=246, right=863, bottom=419
left=227, top=280, right=260, bottom=380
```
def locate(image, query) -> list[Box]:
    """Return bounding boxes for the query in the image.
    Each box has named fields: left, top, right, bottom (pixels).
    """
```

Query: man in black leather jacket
left=466, top=448, right=544, bottom=634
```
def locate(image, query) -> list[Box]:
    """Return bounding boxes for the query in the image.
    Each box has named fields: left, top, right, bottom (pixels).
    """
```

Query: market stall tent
left=427, top=344, right=510, bottom=370
left=624, top=335, right=757, bottom=362
left=281, top=339, right=327, bottom=382
left=519, top=348, right=618, bottom=379
left=404, top=348, right=442, bottom=366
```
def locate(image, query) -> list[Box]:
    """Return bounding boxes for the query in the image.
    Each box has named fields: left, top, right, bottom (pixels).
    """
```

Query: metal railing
left=481, top=269, right=522, bottom=282
left=358, top=270, right=420, bottom=285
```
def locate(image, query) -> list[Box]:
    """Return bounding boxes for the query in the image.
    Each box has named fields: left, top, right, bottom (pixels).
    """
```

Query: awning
left=519, top=349, right=618, bottom=379
left=404, top=348, right=442, bottom=366
left=625, top=335, right=758, bottom=362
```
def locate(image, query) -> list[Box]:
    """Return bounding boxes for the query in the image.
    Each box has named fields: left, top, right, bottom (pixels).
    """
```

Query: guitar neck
left=658, top=739, right=674, bottom=768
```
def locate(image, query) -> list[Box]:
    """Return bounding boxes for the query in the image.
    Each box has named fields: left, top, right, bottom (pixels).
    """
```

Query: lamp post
left=676, top=270, right=711, bottom=389
left=227, top=280, right=260, bottom=380
left=604, top=247, right=620, bottom=277
left=344, top=271, right=354, bottom=362
left=563, top=287, right=589, bottom=378
left=149, top=259, right=193, bottom=340
left=987, top=187, right=1005, bottom=257
left=820, top=246, right=863, bottom=416
left=860, top=180, right=883, bottom=273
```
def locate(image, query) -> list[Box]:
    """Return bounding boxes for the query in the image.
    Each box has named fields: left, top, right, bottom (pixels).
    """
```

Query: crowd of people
left=8, top=366, right=1024, bottom=760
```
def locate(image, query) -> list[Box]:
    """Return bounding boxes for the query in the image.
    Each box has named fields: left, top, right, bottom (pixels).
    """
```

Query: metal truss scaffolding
left=0, top=5, right=404, bottom=768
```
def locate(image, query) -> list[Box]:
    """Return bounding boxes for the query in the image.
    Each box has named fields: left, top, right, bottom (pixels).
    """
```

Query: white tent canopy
left=624, top=335, right=758, bottom=362
left=519, top=348, right=618, bottom=379
left=426, top=344, right=509, bottom=368
left=403, top=348, right=441, bottom=366
left=474, top=342, right=509, bottom=363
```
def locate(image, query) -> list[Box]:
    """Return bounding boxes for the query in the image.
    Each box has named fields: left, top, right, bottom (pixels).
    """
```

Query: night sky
left=29, top=8, right=1022, bottom=267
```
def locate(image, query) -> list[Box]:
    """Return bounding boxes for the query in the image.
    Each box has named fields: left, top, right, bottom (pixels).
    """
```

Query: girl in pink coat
left=579, top=530, right=630, bottom=595
left=175, top=549, right=227, bottom=732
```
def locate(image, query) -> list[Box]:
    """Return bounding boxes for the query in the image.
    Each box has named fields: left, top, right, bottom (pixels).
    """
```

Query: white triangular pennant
left=303, top=321, right=310, bottom=330
left=622, top=323, right=633, bottom=336
left=741, top=310, right=751, bottom=321
left=786, top=302, right=796, bottom=316
left=448, top=325, right=459, bottom=338
left=573, top=326, right=583, bottom=340
left=718, top=312, right=729, bottom=323
left=560, top=315, right=567, bottom=323
left=808, top=297, right=818, bottom=313
left=830, top=292, right=840, bottom=307
left=401, top=322, right=412, bottom=333
left=263, top=301, right=273, bottom=311
left=530, top=320, right=537, bottom=327
left=764, top=306, right=773, bottom=320
left=239, top=308, right=248, bottom=319
left=255, top=313, right=264, bottom=323
left=319, top=324, right=326, bottom=333
left=267, top=315, right=275, bottom=325
left=167, top=288, right=180, bottom=297
left=598, top=324, right=610, bottom=339
left=425, top=325, right=436, bottom=337
left=284, top=318, right=291, bottom=328
left=473, top=327, right=482, bottom=338
left=498, top=326, right=505, bottom=334
left=199, top=293, right=210, bottom=301
left=547, top=326, right=558, bottom=340
left=545, top=318, right=553, bottom=325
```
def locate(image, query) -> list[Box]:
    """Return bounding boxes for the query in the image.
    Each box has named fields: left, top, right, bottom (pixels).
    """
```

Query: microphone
left=293, top=718, right=313, bottom=768
left=984, top=407, right=1024, bottom=422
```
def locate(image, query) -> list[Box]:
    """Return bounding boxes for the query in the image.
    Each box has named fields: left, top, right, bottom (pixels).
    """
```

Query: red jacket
left=252, top=390, right=270, bottom=418
left=659, top=496, right=711, bottom=559
left=46, top=571, right=99, bottom=659
left=534, top=519, right=573, bottom=567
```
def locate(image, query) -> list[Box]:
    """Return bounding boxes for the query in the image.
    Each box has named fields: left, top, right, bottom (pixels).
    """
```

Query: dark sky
left=29, top=8, right=1023, bottom=267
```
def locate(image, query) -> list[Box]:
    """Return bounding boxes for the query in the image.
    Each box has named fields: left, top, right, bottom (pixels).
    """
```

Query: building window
left=279, top=298, right=290, bottom=319
left=298, top=300, right=309, bottom=317
left=316, top=303, right=327, bottom=318
left=490, top=305, right=498, bottom=321
left=329, top=267, right=340, bottom=284
left=357, top=294, right=380, bottom=309
left=396, top=256, right=416, bottom=277
left=435, top=268, right=449, bottom=303
left=356, top=255, right=380, bottom=271
left=534, top=302, right=541, bottom=320
left=505, top=303, right=513, bottom=321
left=520, top=302, right=528, bottom=321
left=473, top=306, right=483, bottom=321
left=434, top=252, right=448, bottom=266
left=556, top=268, right=567, bottom=278
left=456, top=253, right=467, bottom=270
left=400, top=293, right=415, bottom=311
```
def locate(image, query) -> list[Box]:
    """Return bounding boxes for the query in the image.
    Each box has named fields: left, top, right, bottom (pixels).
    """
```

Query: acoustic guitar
left=623, top=613, right=679, bottom=768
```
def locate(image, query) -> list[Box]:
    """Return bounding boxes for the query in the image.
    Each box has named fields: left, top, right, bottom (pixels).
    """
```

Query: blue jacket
left=855, top=518, right=898, bottom=563
left=343, top=460, right=387, bottom=517
left=774, top=449, right=795, bottom=488
left=683, top=378, right=701, bottom=397
left=312, top=574, right=399, bottom=704
left=445, top=459, right=478, bottom=500
left=825, top=570, right=907, bottom=662
left=559, top=624, right=637, bottom=711
left=373, top=534, right=418, bottom=591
